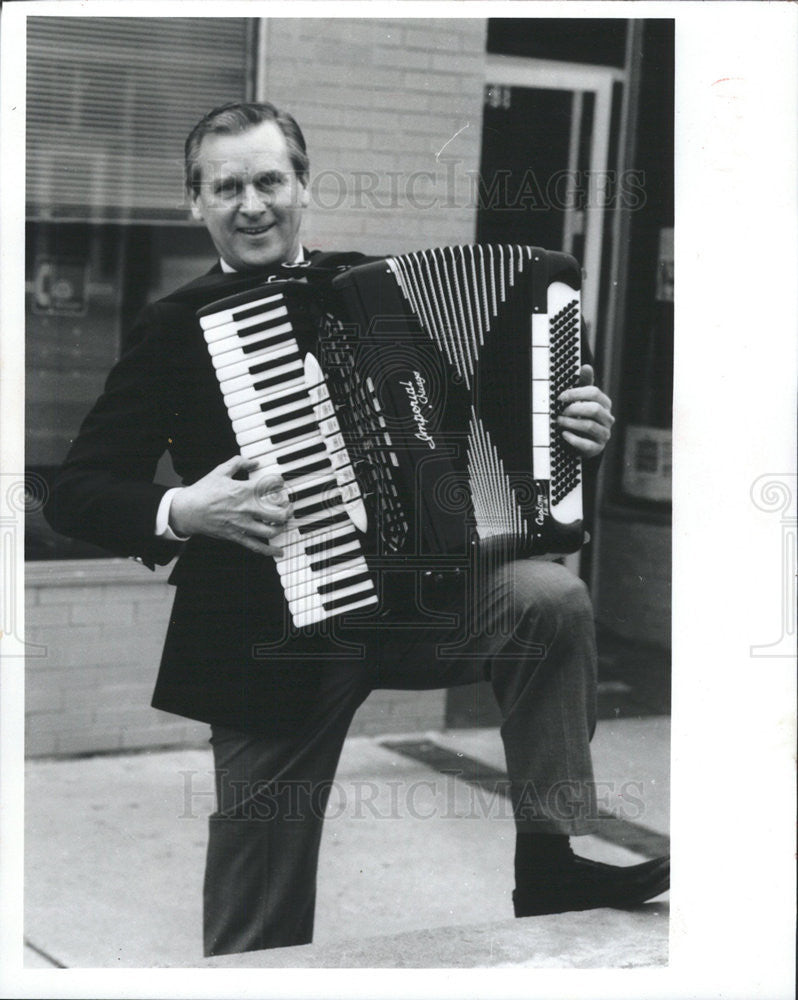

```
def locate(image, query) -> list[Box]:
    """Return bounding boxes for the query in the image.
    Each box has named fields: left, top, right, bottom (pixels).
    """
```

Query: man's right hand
left=169, top=456, right=292, bottom=557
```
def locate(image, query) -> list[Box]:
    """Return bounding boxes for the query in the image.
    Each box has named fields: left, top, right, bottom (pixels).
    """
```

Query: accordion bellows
left=197, top=244, right=584, bottom=627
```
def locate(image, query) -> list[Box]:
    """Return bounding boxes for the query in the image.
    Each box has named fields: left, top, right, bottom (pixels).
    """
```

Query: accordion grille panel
left=331, top=244, right=584, bottom=559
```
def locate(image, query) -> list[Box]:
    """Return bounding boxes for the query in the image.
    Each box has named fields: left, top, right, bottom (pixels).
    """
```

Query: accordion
left=197, top=244, right=584, bottom=627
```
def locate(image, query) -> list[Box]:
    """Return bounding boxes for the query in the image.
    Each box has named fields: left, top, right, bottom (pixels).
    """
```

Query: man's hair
left=184, top=101, right=309, bottom=196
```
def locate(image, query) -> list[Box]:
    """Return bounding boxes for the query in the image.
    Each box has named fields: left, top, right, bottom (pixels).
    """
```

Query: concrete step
left=24, top=725, right=670, bottom=968
left=192, top=905, right=669, bottom=969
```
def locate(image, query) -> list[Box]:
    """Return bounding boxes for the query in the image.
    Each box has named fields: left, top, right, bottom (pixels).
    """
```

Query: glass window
left=26, top=16, right=250, bottom=558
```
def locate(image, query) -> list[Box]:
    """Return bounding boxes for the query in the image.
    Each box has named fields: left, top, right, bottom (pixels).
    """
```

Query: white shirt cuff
left=156, top=488, right=190, bottom=541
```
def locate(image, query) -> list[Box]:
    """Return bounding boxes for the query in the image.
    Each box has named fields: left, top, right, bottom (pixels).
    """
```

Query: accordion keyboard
left=198, top=290, right=378, bottom=627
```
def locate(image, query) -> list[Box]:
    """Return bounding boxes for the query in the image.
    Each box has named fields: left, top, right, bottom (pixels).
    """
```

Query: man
left=46, top=101, right=668, bottom=957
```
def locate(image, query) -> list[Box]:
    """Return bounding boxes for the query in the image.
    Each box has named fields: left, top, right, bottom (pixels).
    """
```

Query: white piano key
left=284, top=463, right=366, bottom=534
left=274, top=522, right=356, bottom=563
left=280, top=558, right=367, bottom=595
left=240, top=429, right=318, bottom=459
left=291, top=488, right=344, bottom=518
left=284, top=560, right=371, bottom=601
left=233, top=403, right=303, bottom=435
left=233, top=399, right=312, bottom=435
left=236, top=408, right=313, bottom=445
left=290, top=577, right=375, bottom=616
left=211, top=327, right=296, bottom=369
left=232, top=386, right=322, bottom=431
left=276, top=539, right=362, bottom=581
left=200, top=298, right=286, bottom=338
left=207, top=316, right=292, bottom=356
left=285, top=499, right=344, bottom=530
left=220, top=360, right=302, bottom=398
left=219, top=345, right=301, bottom=395
left=290, top=483, right=349, bottom=513
left=311, top=463, right=356, bottom=490
left=227, top=378, right=306, bottom=420
left=213, top=342, right=300, bottom=381
left=286, top=447, right=350, bottom=479
left=245, top=434, right=327, bottom=470
left=238, top=408, right=320, bottom=447
left=292, top=592, right=378, bottom=628
left=285, top=563, right=373, bottom=605
left=260, top=462, right=356, bottom=507
left=275, top=537, right=356, bottom=571
left=283, top=524, right=354, bottom=556
left=272, top=512, right=357, bottom=551
left=307, top=537, right=361, bottom=564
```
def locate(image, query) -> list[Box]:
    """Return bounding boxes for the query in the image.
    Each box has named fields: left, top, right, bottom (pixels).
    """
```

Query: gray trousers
left=203, top=559, right=598, bottom=956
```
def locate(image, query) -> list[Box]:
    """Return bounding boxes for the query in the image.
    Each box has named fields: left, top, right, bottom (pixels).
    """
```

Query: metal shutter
left=27, top=17, right=251, bottom=221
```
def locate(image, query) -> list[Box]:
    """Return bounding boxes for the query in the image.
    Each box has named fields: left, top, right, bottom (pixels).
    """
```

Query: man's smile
left=238, top=223, right=274, bottom=236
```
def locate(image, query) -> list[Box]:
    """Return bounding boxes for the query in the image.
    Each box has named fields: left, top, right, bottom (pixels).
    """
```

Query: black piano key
left=249, top=350, right=302, bottom=377
left=288, top=478, right=339, bottom=503
left=322, top=587, right=375, bottom=612
left=318, top=570, right=373, bottom=597
left=304, top=529, right=359, bottom=556
left=259, top=388, right=309, bottom=414
left=293, top=494, right=343, bottom=519
left=253, top=369, right=304, bottom=393
left=276, top=441, right=327, bottom=465
left=271, top=421, right=320, bottom=446
left=282, top=459, right=331, bottom=481
left=241, top=331, right=294, bottom=355
left=309, top=549, right=362, bottom=573
left=297, top=511, right=350, bottom=535
left=267, top=403, right=316, bottom=427
left=232, top=311, right=289, bottom=334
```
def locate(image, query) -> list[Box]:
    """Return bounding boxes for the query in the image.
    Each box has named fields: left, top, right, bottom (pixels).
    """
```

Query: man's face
left=190, top=120, right=309, bottom=271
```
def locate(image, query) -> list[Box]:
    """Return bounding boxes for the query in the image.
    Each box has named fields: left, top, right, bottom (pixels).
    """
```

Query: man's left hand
left=556, top=364, right=614, bottom=458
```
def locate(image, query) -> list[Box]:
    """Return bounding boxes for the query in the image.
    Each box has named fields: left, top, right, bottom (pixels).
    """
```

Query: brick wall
left=262, top=18, right=488, bottom=256
left=25, top=561, right=446, bottom=758
left=25, top=20, right=488, bottom=757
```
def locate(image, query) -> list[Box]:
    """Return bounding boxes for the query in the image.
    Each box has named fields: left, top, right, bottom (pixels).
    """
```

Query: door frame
left=484, top=54, right=624, bottom=355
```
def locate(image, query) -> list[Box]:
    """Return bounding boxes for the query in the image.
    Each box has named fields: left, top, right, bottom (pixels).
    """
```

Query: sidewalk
left=24, top=718, right=670, bottom=969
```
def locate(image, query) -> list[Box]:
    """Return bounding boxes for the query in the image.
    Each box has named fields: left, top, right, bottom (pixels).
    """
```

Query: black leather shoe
left=513, top=854, right=670, bottom=917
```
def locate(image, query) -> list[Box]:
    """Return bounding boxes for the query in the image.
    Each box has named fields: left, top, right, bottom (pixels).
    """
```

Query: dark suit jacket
left=46, top=251, right=601, bottom=735
left=47, top=254, right=376, bottom=734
